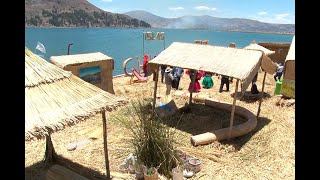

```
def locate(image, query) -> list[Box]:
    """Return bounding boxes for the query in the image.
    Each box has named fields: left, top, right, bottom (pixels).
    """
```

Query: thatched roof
left=50, top=52, right=113, bottom=68
left=148, top=42, right=263, bottom=94
left=244, top=43, right=275, bottom=55
left=25, top=48, right=127, bottom=141
left=285, top=36, right=295, bottom=62
left=244, top=43, right=277, bottom=74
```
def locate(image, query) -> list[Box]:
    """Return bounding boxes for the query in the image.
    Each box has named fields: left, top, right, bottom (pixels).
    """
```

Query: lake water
left=25, top=28, right=294, bottom=76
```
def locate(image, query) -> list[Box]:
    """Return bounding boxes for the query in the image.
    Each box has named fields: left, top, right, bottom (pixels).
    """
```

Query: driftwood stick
left=102, top=110, right=111, bottom=179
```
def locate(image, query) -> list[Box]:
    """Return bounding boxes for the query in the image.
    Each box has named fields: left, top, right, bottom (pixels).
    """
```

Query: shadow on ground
left=219, top=116, right=271, bottom=150
left=162, top=103, right=246, bottom=136
left=25, top=154, right=107, bottom=180
left=160, top=102, right=271, bottom=150
left=230, top=91, right=272, bottom=103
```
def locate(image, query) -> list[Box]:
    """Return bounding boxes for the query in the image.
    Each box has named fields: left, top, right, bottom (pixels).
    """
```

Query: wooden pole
left=257, top=71, right=267, bottom=117
left=102, top=110, right=111, bottom=180
left=44, top=134, right=56, bottom=164
left=228, top=79, right=239, bottom=140
left=189, top=70, right=197, bottom=104
left=142, top=33, right=145, bottom=57
left=163, top=34, right=165, bottom=50
left=136, top=56, right=140, bottom=73
left=152, top=65, right=159, bottom=112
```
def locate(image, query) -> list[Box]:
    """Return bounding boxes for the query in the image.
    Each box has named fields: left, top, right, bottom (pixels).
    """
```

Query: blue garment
left=172, top=67, right=184, bottom=89
left=159, top=102, right=172, bottom=111
left=173, top=67, right=184, bottom=78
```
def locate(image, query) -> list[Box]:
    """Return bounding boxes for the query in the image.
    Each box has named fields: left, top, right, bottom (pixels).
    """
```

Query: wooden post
left=189, top=70, right=197, bottom=104
left=45, top=134, right=56, bottom=164
left=257, top=71, right=267, bottom=117
left=102, top=110, right=111, bottom=180
left=152, top=65, right=159, bottom=112
left=142, top=33, right=145, bottom=58
left=136, top=56, right=140, bottom=73
left=228, top=79, right=239, bottom=140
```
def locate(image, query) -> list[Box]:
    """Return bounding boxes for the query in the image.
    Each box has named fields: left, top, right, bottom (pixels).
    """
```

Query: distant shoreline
left=25, top=26, right=294, bottom=35
left=224, top=30, right=294, bottom=35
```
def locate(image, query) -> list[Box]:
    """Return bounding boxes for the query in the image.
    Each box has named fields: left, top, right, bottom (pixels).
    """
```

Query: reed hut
left=280, top=36, right=295, bottom=98
left=25, top=47, right=127, bottom=179
left=50, top=52, right=115, bottom=94
left=147, top=42, right=270, bottom=145
left=258, top=42, right=291, bottom=64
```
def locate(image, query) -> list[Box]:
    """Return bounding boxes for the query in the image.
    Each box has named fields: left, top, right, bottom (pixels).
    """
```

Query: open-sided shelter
left=25, top=47, right=127, bottom=179
left=147, top=42, right=270, bottom=145
left=243, top=43, right=276, bottom=116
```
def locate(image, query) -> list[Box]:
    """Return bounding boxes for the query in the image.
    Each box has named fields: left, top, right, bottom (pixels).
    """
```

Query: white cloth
left=276, top=64, right=284, bottom=73
left=35, top=41, right=46, bottom=54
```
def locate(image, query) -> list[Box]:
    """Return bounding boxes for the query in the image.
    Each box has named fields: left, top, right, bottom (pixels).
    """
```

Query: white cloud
left=275, top=13, right=290, bottom=19
left=169, top=7, right=184, bottom=11
left=273, top=13, right=292, bottom=24
left=258, top=11, right=267, bottom=16
left=194, top=6, right=217, bottom=11
left=101, top=0, right=112, bottom=2
left=250, top=13, right=294, bottom=24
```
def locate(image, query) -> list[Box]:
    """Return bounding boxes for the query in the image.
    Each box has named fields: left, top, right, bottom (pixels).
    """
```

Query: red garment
left=186, top=69, right=190, bottom=75
left=186, top=69, right=205, bottom=80
left=198, top=70, right=205, bottom=77
left=188, top=80, right=201, bottom=92
left=142, top=54, right=149, bottom=73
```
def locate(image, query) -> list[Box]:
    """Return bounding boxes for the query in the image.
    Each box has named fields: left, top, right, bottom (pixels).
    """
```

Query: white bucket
left=172, top=167, right=184, bottom=180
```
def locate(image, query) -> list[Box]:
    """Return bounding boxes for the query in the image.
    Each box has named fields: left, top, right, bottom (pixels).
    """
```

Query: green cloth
left=202, top=76, right=214, bottom=88
left=274, top=80, right=282, bottom=95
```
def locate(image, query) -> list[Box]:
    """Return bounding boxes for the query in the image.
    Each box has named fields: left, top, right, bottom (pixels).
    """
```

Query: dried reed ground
left=25, top=71, right=295, bottom=180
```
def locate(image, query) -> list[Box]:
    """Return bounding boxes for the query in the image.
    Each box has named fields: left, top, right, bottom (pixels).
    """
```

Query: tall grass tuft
left=115, top=97, right=182, bottom=178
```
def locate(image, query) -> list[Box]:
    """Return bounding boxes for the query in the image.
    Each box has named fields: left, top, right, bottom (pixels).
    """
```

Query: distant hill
left=25, top=0, right=151, bottom=28
left=124, top=10, right=295, bottom=34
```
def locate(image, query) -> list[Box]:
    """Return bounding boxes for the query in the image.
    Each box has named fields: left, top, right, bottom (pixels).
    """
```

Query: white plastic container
left=172, top=167, right=184, bottom=180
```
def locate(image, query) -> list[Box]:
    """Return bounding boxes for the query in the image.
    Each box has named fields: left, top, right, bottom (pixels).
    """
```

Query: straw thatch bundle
left=260, top=56, right=277, bottom=74
left=284, top=36, right=295, bottom=80
left=25, top=47, right=128, bottom=141
left=148, top=42, right=263, bottom=94
left=25, top=48, right=72, bottom=87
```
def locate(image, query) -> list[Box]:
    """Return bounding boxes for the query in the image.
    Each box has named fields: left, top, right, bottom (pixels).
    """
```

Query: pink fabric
left=132, top=68, right=147, bottom=81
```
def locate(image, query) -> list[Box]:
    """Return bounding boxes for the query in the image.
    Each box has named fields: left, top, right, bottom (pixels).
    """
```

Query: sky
left=87, top=0, right=295, bottom=24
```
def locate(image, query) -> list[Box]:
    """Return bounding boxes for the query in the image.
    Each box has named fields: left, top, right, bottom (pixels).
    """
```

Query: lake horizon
left=25, top=27, right=294, bottom=76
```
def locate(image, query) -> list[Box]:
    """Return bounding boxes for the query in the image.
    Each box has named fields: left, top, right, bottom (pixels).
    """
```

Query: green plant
left=116, top=98, right=183, bottom=178
left=145, top=167, right=157, bottom=175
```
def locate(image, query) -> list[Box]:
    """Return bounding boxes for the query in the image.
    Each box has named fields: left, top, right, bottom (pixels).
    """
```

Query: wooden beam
left=102, top=110, right=111, bottom=180
left=257, top=71, right=267, bottom=117
left=228, top=79, right=239, bottom=139
left=152, top=65, right=159, bottom=112
left=189, top=70, right=197, bottom=104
